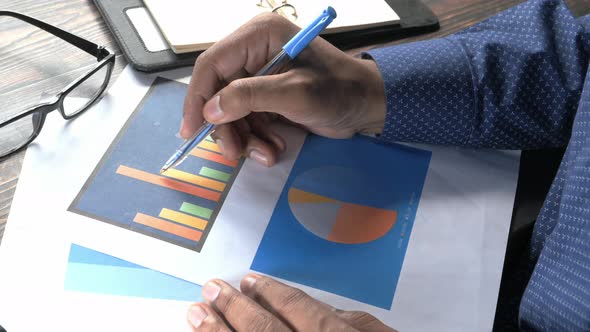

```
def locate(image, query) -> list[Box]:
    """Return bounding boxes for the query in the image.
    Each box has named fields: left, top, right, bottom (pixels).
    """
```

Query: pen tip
left=159, top=168, right=167, bottom=174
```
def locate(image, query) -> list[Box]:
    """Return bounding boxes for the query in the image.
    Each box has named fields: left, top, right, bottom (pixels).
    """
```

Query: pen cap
left=283, top=6, right=337, bottom=58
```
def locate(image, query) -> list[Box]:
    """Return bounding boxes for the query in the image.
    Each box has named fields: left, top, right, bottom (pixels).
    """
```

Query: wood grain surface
left=0, top=0, right=588, bottom=243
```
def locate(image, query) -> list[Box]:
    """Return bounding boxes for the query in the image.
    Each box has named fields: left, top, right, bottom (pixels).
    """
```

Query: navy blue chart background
left=69, top=78, right=241, bottom=252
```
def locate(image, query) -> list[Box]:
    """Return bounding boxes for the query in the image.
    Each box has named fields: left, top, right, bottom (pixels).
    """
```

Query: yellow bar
left=162, top=168, right=226, bottom=192
left=198, top=140, right=222, bottom=153
left=159, top=208, right=208, bottom=230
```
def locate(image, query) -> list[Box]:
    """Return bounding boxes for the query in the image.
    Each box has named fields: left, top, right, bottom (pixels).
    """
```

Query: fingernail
left=202, top=281, right=221, bottom=302
left=204, top=95, right=223, bottom=121
left=187, top=305, right=208, bottom=328
left=268, top=132, right=286, bottom=152
left=249, top=150, right=269, bottom=166
left=242, top=274, right=260, bottom=292
left=178, top=118, right=186, bottom=138
left=216, top=139, right=225, bottom=154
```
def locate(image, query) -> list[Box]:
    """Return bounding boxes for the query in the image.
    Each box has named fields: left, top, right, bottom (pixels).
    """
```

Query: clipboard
left=93, top=0, right=439, bottom=72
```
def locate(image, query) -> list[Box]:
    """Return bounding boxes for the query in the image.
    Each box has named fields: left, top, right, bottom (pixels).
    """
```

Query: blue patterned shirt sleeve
left=365, top=0, right=589, bottom=149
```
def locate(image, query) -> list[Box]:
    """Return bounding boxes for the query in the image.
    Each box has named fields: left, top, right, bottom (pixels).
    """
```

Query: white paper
left=0, top=65, right=520, bottom=332
left=0, top=233, right=191, bottom=332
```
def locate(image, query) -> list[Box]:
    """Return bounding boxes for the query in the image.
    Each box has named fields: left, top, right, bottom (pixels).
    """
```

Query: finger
left=201, top=73, right=296, bottom=125
left=232, top=118, right=252, bottom=148
left=334, top=310, right=397, bottom=332
left=181, top=92, right=208, bottom=138
left=211, top=124, right=242, bottom=161
left=181, top=14, right=297, bottom=138
left=240, top=274, right=357, bottom=331
left=245, top=134, right=278, bottom=167
left=202, top=279, right=291, bottom=332
left=187, top=303, right=231, bottom=332
left=247, top=113, right=286, bottom=153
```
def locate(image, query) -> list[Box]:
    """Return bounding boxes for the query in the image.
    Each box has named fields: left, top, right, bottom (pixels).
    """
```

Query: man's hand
left=186, top=274, right=397, bottom=332
left=181, top=13, right=386, bottom=167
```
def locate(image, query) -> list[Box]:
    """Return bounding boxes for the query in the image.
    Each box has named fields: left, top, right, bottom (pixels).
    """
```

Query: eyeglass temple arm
left=0, top=10, right=110, bottom=61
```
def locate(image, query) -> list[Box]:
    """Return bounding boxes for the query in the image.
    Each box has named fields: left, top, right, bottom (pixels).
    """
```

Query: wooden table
left=1, top=0, right=588, bottom=244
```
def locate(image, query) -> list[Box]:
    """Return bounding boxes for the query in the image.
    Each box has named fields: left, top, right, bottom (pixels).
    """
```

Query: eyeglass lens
left=0, top=112, right=42, bottom=157
left=62, top=63, right=112, bottom=117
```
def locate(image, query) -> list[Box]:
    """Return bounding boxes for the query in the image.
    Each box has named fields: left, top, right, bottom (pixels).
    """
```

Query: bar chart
left=69, top=78, right=242, bottom=252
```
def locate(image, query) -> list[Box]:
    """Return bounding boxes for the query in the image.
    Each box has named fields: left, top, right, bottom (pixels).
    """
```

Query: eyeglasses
left=257, top=0, right=298, bottom=20
left=0, top=11, right=115, bottom=159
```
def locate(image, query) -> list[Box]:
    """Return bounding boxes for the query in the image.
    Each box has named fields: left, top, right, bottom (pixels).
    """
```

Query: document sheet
left=0, top=66, right=520, bottom=332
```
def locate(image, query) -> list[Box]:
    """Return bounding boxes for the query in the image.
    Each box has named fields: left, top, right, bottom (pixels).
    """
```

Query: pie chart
left=288, top=167, right=397, bottom=244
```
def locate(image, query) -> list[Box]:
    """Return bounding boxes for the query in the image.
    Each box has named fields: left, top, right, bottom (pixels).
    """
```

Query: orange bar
left=159, top=208, right=208, bottom=230
left=133, top=213, right=202, bottom=242
left=198, top=140, right=222, bottom=153
left=191, top=148, right=238, bottom=167
left=116, top=165, right=220, bottom=202
left=162, top=168, right=226, bottom=192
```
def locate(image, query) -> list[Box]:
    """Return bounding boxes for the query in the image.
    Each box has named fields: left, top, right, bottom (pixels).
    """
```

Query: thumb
left=203, top=74, right=292, bottom=124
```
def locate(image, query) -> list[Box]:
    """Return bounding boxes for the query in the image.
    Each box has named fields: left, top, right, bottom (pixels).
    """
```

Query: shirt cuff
left=364, top=38, right=476, bottom=146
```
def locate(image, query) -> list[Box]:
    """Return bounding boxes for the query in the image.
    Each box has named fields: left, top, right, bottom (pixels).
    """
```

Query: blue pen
left=160, top=7, right=337, bottom=174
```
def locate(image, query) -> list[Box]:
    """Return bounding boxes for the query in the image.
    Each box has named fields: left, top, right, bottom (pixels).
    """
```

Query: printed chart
left=69, top=78, right=241, bottom=252
left=64, top=244, right=202, bottom=302
left=288, top=168, right=398, bottom=244
left=251, top=135, right=431, bottom=310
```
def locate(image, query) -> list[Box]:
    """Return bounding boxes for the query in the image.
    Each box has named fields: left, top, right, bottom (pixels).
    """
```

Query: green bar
left=199, top=167, right=231, bottom=182
left=180, top=202, right=213, bottom=219
left=205, top=136, right=214, bottom=142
